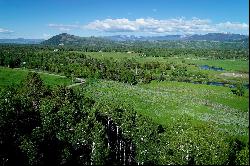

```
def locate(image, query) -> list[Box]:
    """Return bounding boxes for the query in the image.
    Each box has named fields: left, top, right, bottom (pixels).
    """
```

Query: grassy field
left=184, top=58, right=249, bottom=73
left=0, top=67, right=72, bottom=88
left=83, top=51, right=249, bottom=72
left=82, top=52, right=249, bottom=84
left=81, top=80, right=249, bottom=140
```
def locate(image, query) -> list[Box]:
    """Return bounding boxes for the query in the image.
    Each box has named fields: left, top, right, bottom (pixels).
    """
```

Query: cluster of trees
left=135, top=47, right=249, bottom=59
left=231, top=82, right=247, bottom=96
left=0, top=73, right=157, bottom=165
left=0, top=45, right=210, bottom=85
left=51, top=44, right=249, bottom=60
left=0, top=73, right=248, bottom=165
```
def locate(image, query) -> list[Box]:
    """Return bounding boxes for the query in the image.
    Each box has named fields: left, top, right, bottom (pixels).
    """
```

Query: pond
left=198, top=65, right=249, bottom=89
left=200, top=65, right=224, bottom=71
left=191, top=81, right=249, bottom=89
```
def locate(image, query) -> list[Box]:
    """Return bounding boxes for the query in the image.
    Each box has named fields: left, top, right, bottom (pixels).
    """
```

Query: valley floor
left=81, top=79, right=249, bottom=138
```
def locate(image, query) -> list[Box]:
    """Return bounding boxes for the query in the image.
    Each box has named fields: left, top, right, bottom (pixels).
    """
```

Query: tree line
left=0, top=45, right=210, bottom=85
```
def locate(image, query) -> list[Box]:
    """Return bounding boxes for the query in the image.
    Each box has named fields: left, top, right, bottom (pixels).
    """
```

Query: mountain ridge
left=40, top=33, right=249, bottom=50
left=1, top=33, right=248, bottom=45
left=42, top=33, right=248, bottom=45
left=103, top=33, right=248, bottom=42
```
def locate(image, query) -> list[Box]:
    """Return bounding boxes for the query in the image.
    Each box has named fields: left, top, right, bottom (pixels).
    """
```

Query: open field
left=185, top=58, right=249, bottom=73
left=84, top=52, right=249, bottom=72
left=82, top=51, right=249, bottom=83
left=82, top=80, right=249, bottom=138
left=0, top=67, right=72, bottom=88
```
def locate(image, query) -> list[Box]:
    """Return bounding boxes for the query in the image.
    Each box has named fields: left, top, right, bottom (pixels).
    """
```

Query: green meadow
left=0, top=67, right=72, bottom=88
left=81, top=80, right=249, bottom=138
left=84, top=51, right=249, bottom=72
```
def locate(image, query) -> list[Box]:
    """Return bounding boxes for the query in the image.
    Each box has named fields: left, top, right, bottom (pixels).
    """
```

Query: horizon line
left=0, top=32, right=249, bottom=40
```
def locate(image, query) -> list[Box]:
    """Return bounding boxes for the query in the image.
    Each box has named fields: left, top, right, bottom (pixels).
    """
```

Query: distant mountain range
left=103, top=33, right=249, bottom=42
left=42, top=33, right=249, bottom=46
left=180, top=33, right=248, bottom=42
left=0, top=38, right=44, bottom=44
left=0, top=33, right=248, bottom=45
left=103, top=35, right=183, bottom=41
left=39, top=33, right=248, bottom=50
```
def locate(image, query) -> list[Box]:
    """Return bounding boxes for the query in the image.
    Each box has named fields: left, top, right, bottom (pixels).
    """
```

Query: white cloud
left=84, top=17, right=217, bottom=34
left=48, top=18, right=249, bottom=35
left=0, top=28, right=14, bottom=34
left=216, top=21, right=249, bottom=30
left=48, top=24, right=79, bottom=31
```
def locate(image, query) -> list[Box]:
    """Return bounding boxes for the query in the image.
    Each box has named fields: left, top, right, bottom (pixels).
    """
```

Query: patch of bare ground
left=220, top=72, right=249, bottom=78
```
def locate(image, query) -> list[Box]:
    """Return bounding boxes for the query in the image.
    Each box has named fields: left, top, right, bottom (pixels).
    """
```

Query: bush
left=232, top=82, right=246, bottom=96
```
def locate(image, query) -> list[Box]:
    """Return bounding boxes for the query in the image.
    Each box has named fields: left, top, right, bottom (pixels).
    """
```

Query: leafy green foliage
left=234, top=82, right=246, bottom=96
left=0, top=73, right=188, bottom=165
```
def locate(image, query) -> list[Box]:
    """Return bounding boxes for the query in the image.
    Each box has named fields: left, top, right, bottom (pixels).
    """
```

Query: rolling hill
left=41, top=33, right=249, bottom=49
left=41, top=33, right=116, bottom=46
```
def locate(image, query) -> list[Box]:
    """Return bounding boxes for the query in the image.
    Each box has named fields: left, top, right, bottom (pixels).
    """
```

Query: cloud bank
left=84, top=17, right=218, bottom=34
left=48, top=17, right=249, bottom=34
left=216, top=21, right=249, bottom=30
left=0, top=28, right=14, bottom=34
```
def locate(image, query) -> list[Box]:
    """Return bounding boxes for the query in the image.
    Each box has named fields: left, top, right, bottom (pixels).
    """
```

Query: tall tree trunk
left=123, top=141, right=126, bottom=165
left=107, top=117, right=110, bottom=149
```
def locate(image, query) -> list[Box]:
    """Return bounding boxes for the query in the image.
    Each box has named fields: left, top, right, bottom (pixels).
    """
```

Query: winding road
left=15, top=68, right=85, bottom=88
left=67, top=77, right=85, bottom=88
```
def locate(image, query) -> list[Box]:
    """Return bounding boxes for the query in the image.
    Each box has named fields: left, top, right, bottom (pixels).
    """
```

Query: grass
left=1, top=51, right=248, bottom=139
left=0, top=67, right=72, bottom=88
left=1, top=53, right=248, bottom=163
left=81, top=79, right=249, bottom=139
left=183, top=58, right=249, bottom=73
left=83, top=52, right=249, bottom=83
left=83, top=52, right=249, bottom=72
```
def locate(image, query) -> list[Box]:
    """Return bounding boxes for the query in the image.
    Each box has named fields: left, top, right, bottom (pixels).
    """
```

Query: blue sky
left=0, top=0, right=249, bottom=38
